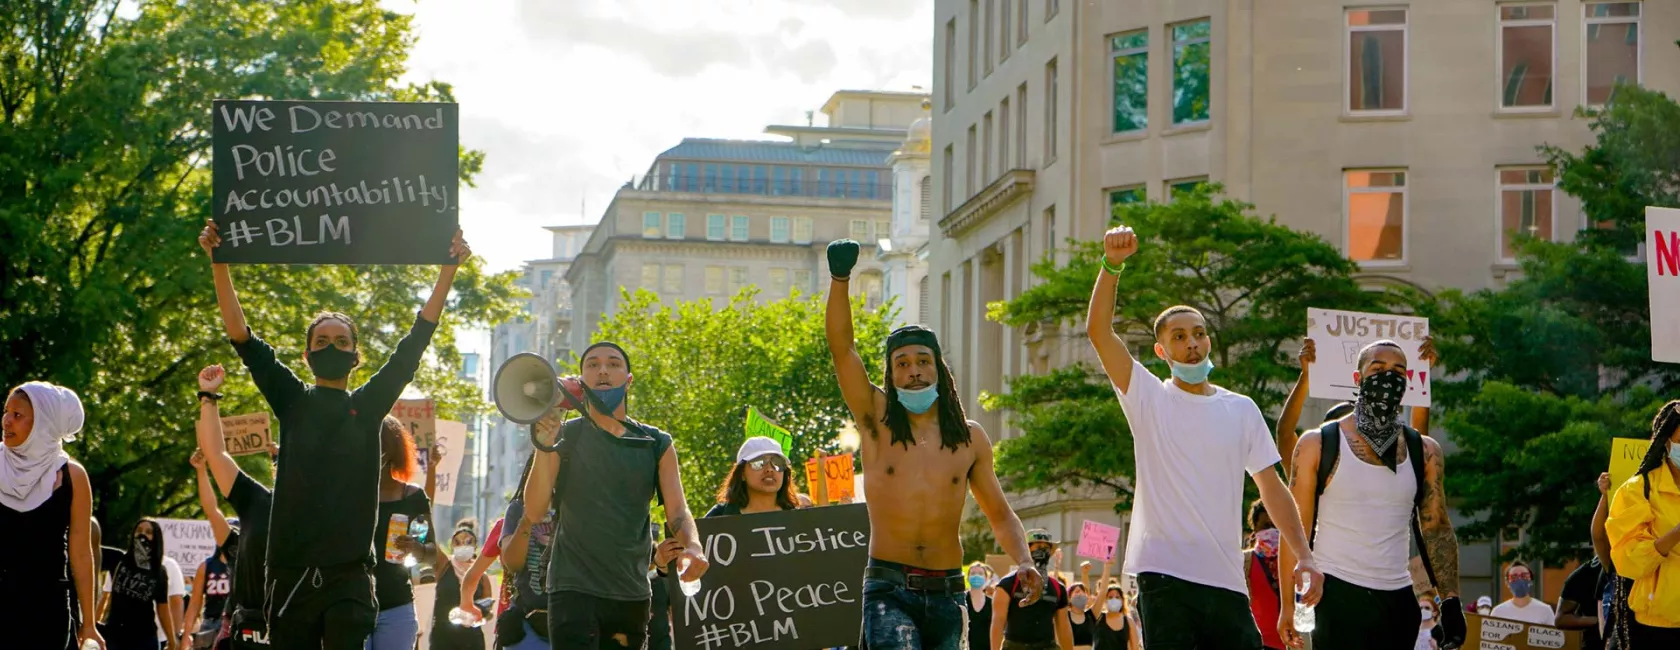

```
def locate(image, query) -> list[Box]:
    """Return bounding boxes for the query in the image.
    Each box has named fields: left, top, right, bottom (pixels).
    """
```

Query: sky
left=384, top=0, right=935, bottom=279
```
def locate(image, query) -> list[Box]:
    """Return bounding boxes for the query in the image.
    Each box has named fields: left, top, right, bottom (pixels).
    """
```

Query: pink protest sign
left=1077, top=520, right=1121, bottom=561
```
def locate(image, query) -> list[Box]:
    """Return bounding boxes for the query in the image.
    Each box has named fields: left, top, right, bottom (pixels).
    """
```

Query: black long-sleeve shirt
left=232, top=314, right=437, bottom=569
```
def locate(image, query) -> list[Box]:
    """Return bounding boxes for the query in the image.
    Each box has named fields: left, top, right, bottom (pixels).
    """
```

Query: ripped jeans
left=859, top=560, right=967, bottom=650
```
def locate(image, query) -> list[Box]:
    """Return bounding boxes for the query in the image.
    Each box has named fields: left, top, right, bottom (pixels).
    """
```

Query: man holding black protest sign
left=824, top=239, right=1044, bottom=650
left=198, top=221, right=470, bottom=649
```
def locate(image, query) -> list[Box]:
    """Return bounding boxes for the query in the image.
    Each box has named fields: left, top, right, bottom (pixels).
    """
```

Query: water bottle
left=1293, top=575, right=1316, bottom=633
left=82, top=640, right=100, bottom=650
left=448, top=606, right=482, bottom=628
left=678, top=557, right=702, bottom=597
left=404, top=516, right=430, bottom=568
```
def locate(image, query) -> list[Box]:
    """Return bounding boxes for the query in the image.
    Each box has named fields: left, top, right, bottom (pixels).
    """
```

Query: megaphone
left=493, top=353, right=562, bottom=425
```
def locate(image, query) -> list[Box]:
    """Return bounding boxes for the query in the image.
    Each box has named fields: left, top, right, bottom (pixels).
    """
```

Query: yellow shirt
left=1607, top=465, right=1680, bottom=628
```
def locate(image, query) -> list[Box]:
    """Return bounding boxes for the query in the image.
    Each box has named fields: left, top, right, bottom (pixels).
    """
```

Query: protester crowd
left=1, top=220, right=1677, bottom=650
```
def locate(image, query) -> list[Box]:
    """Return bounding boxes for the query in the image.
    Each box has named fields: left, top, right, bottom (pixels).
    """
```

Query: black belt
left=863, top=566, right=966, bottom=594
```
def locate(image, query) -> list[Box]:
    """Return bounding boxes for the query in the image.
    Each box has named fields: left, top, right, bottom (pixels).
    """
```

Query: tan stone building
left=930, top=0, right=1677, bottom=585
left=564, top=90, right=932, bottom=355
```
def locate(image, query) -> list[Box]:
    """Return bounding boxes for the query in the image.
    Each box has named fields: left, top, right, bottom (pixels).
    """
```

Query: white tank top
left=1312, top=428, right=1418, bottom=591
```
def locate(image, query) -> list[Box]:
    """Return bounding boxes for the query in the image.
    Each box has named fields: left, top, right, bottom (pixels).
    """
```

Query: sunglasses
left=748, top=458, right=787, bottom=472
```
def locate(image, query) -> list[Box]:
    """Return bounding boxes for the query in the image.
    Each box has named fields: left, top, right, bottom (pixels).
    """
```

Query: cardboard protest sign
left=155, top=518, right=218, bottom=579
left=432, top=420, right=468, bottom=506
left=1467, top=613, right=1581, bottom=650
left=744, top=407, right=793, bottom=453
left=1077, top=520, right=1122, bottom=561
left=1609, top=438, right=1647, bottom=498
left=391, top=399, right=437, bottom=473
left=211, top=100, right=459, bottom=265
left=1306, top=308, right=1432, bottom=407
left=668, top=504, right=870, bottom=650
left=220, top=412, right=272, bottom=456
left=823, top=454, right=856, bottom=503
left=1647, top=207, right=1680, bottom=362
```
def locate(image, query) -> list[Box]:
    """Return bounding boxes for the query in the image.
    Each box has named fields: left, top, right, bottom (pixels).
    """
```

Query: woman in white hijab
left=1, top=382, right=105, bottom=650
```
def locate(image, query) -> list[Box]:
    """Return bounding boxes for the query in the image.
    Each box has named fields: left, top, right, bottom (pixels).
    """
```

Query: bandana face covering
left=1354, top=369, right=1408, bottom=469
left=134, top=534, right=155, bottom=570
left=1253, top=528, right=1281, bottom=559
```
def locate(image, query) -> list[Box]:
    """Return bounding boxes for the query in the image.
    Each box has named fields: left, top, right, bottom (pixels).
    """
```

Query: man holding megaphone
left=505, top=342, right=707, bottom=650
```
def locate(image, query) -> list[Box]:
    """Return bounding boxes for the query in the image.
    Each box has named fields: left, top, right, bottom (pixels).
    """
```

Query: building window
left=919, top=275, right=930, bottom=323
left=943, top=145, right=955, bottom=215
left=1499, top=5, right=1555, bottom=110
left=1172, top=20, right=1211, bottom=125
left=1346, top=9, right=1407, bottom=114
left=706, top=214, right=726, bottom=241
left=982, top=111, right=994, bottom=183
left=966, top=125, right=978, bottom=197
left=769, top=268, right=789, bottom=297
left=1016, top=83, right=1028, bottom=168
left=1109, top=187, right=1146, bottom=219
left=705, top=266, right=724, bottom=295
left=1046, top=0, right=1058, bottom=21
left=721, top=165, right=736, bottom=193
left=1111, top=30, right=1149, bottom=133
left=666, top=213, right=685, bottom=239
left=919, top=176, right=933, bottom=222
left=793, top=217, right=813, bottom=244
left=731, top=215, right=750, bottom=241
left=1498, top=168, right=1557, bottom=261
left=793, top=269, right=813, bottom=292
left=1017, top=0, right=1028, bottom=44
left=1584, top=2, right=1641, bottom=106
left=998, top=97, right=1011, bottom=172
left=1044, top=58, right=1058, bottom=161
left=983, top=0, right=993, bottom=76
left=968, top=0, right=979, bottom=90
left=641, top=263, right=660, bottom=289
left=642, top=212, right=662, bottom=238
left=1345, top=170, right=1407, bottom=263
left=1167, top=177, right=1208, bottom=202
left=662, top=264, right=683, bottom=293
left=1001, top=0, right=1013, bottom=61
left=851, top=219, right=871, bottom=242
left=704, top=164, right=718, bottom=192
left=944, top=19, right=956, bottom=112
left=729, top=267, right=749, bottom=295
left=876, top=219, right=891, bottom=241
left=770, top=216, right=790, bottom=243
left=1044, top=205, right=1057, bottom=255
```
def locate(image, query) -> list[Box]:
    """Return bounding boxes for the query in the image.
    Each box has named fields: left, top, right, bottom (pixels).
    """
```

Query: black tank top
left=430, top=566, right=483, bottom=648
left=1091, top=612, right=1130, bottom=650
left=200, top=554, right=233, bottom=622
left=1068, top=609, right=1096, bottom=646
left=0, top=465, right=73, bottom=584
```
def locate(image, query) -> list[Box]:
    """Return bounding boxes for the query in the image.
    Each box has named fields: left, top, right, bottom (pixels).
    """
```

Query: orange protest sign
left=805, top=457, right=826, bottom=505
left=824, top=454, right=856, bottom=503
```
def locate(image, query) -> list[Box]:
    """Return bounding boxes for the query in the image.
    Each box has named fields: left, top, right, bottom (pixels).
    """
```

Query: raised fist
left=190, top=449, right=205, bottom=470
left=1598, top=472, right=1611, bottom=495
left=827, top=239, right=860, bottom=279
left=1300, top=338, right=1317, bottom=366
left=199, top=365, right=225, bottom=392
left=198, top=219, right=221, bottom=257
left=1102, top=227, right=1138, bottom=265
left=1419, top=335, right=1439, bottom=365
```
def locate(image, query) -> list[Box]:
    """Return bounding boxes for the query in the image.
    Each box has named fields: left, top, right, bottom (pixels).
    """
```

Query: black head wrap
left=886, top=326, right=941, bottom=358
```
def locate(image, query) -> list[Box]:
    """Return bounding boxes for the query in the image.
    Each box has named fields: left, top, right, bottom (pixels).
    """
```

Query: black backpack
left=1310, top=421, right=1438, bottom=590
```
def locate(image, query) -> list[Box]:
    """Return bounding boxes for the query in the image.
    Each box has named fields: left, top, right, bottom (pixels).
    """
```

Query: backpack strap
left=1309, top=421, right=1341, bottom=547
left=1404, top=426, right=1440, bottom=592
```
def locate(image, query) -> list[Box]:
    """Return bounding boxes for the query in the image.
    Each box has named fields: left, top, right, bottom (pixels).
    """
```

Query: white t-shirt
left=157, top=556, right=186, bottom=641
left=1489, top=599, right=1555, bottom=626
left=1115, top=360, right=1282, bottom=594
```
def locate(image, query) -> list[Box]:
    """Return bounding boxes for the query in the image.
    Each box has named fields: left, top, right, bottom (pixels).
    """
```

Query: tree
left=983, top=185, right=1393, bottom=507
left=0, top=1, right=521, bottom=538
left=1419, top=82, right=1680, bottom=563
left=588, top=288, right=894, bottom=518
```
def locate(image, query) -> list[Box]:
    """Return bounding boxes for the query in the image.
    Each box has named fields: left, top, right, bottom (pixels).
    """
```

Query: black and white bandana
left=1353, top=369, right=1408, bottom=470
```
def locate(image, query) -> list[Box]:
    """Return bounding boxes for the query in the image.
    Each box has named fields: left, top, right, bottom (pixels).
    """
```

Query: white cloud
left=381, top=0, right=932, bottom=273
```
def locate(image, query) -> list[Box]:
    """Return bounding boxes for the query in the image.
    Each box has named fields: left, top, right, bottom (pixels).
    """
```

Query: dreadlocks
left=1634, top=400, right=1680, bottom=499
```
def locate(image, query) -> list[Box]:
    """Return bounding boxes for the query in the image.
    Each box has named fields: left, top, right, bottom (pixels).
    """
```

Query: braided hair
left=1633, top=401, right=1680, bottom=500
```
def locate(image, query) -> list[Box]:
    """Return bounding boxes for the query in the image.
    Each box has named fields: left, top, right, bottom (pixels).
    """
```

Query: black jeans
left=548, top=590, right=653, bottom=650
left=264, top=565, right=376, bottom=650
left=1135, top=572, right=1262, bottom=650
left=1309, top=574, right=1418, bottom=650
left=1630, top=620, right=1680, bottom=646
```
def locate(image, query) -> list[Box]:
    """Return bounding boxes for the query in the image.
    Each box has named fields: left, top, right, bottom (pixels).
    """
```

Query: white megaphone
left=493, top=353, right=563, bottom=425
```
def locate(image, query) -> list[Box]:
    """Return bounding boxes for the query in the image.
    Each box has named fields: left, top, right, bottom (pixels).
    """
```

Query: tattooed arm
left=1418, top=436, right=1460, bottom=598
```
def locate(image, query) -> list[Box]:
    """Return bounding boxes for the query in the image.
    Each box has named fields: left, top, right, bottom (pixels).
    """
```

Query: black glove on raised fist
left=1438, top=597, right=1466, bottom=649
left=827, top=239, right=860, bottom=279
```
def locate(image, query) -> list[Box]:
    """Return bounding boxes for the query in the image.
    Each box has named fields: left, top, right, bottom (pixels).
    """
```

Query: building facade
left=564, top=90, right=932, bottom=355
left=930, top=0, right=1677, bottom=592
left=879, top=102, right=936, bottom=330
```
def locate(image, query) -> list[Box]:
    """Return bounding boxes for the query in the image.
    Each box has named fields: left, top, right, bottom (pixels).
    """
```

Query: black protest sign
left=668, top=504, right=870, bottom=650
left=211, top=100, right=459, bottom=265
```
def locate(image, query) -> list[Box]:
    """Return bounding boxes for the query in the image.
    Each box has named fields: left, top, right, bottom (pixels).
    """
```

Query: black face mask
left=307, top=345, right=358, bottom=381
left=1031, top=548, right=1051, bottom=568
left=133, top=535, right=156, bottom=569
left=1354, top=369, right=1408, bottom=469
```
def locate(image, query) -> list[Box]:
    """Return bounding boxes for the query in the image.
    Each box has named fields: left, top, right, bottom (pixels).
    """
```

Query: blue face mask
left=1669, top=442, right=1680, bottom=468
left=897, top=384, right=939, bottom=414
left=590, top=384, right=628, bottom=413
left=1169, top=357, right=1215, bottom=384
left=968, top=575, right=985, bottom=589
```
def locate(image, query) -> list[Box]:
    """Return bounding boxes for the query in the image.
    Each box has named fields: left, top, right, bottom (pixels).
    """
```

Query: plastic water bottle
left=678, top=557, right=703, bottom=597
left=82, top=640, right=100, bottom=650
left=1293, top=575, right=1316, bottom=633
left=448, top=607, right=483, bottom=628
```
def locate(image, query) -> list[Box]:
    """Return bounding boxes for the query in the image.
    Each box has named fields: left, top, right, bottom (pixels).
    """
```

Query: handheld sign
left=1467, top=613, right=1582, bottom=650
left=211, top=100, right=459, bottom=265
left=803, top=457, right=826, bottom=505
left=823, top=454, right=856, bottom=503
left=154, top=518, right=218, bottom=579
left=220, top=412, right=272, bottom=457
left=668, top=504, right=870, bottom=650
left=1647, top=207, right=1680, bottom=362
left=391, top=399, right=438, bottom=472
left=1609, top=438, right=1648, bottom=499
left=1077, top=520, right=1121, bottom=562
left=1306, top=308, right=1432, bottom=407
left=432, top=420, right=468, bottom=506
left=744, top=407, right=794, bottom=454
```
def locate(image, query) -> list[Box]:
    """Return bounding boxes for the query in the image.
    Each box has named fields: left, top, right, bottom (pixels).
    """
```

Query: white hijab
left=0, top=382, right=84, bottom=511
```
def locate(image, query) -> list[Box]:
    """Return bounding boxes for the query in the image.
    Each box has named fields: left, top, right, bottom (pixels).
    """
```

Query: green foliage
left=984, top=185, right=1393, bottom=504
left=589, top=288, right=894, bottom=518
left=1422, top=81, right=1680, bottom=562
left=0, top=1, right=522, bottom=538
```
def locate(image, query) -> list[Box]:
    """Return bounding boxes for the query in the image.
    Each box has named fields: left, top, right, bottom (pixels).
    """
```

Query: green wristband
left=1100, top=258, right=1126, bottom=276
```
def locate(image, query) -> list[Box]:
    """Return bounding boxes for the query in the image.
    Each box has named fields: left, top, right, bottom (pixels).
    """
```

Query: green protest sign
left=744, top=406, right=793, bottom=453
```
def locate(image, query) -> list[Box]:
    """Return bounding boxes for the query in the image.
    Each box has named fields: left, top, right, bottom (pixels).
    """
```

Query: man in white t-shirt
left=159, top=555, right=187, bottom=646
left=1489, top=562, right=1555, bottom=625
left=1086, top=226, right=1322, bottom=649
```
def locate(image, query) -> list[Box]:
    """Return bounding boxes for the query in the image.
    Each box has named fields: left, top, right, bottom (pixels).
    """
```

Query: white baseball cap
left=737, top=436, right=786, bottom=463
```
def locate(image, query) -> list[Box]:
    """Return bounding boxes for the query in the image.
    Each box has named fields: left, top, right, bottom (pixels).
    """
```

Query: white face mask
left=1107, top=598, right=1124, bottom=612
left=1420, top=609, right=1434, bottom=621
left=452, top=546, right=475, bottom=563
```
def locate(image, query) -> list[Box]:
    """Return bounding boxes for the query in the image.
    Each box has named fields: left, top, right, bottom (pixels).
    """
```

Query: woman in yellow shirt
left=1607, top=401, right=1680, bottom=646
